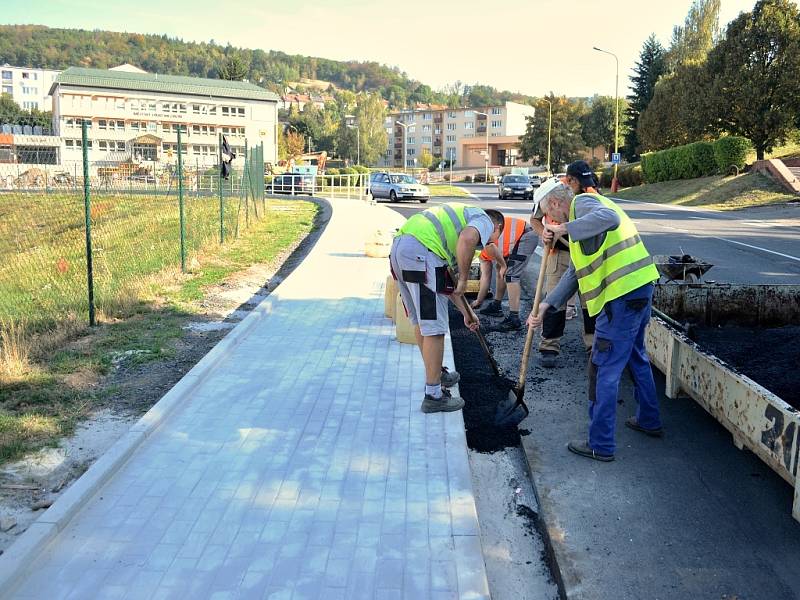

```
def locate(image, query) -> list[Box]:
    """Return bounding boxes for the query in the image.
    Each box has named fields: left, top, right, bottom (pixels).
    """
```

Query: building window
left=116, top=141, right=125, bottom=151
left=422, top=113, right=432, bottom=120
left=464, top=122, right=475, bottom=129
left=446, top=148, right=456, bottom=160
left=491, top=120, right=502, bottom=128
left=446, top=123, right=456, bottom=131
left=64, top=139, right=74, bottom=148
left=1, top=71, right=11, bottom=80
left=2, top=86, right=11, bottom=95
left=407, top=137, right=415, bottom=145
left=21, top=86, right=37, bottom=95
left=422, top=136, right=432, bottom=144
left=446, top=135, right=456, bottom=142
left=192, top=104, right=201, bottom=114
left=237, top=107, right=245, bottom=117
left=98, top=119, right=107, bottom=130
left=407, top=148, right=415, bottom=156
left=422, top=125, right=431, bottom=132
left=98, top=141, right=108, bottom=151
left=491, top=107, right=502, bottom=115
left=447, top=111, right=456, bottom=118
left=22, top=72, right=37, bottom=80
left=22, top=101, right=39, bottom=110
left=222, top=106, right=229, bottom=116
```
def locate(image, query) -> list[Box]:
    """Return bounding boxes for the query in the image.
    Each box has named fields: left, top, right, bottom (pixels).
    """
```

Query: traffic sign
left=612, top=153, right=621, bottom=164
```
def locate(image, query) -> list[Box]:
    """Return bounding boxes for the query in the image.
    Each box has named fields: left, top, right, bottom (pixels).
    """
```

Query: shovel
left=448, top=267, right=501, bottom=376
left=494, top=242, right=552, bottom=427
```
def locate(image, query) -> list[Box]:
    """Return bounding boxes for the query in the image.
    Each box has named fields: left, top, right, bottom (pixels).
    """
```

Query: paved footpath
left=0, top=198, right=490, bottom=600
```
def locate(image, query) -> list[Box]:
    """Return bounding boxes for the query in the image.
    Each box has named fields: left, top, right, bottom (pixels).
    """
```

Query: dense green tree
left=665, top=0, right=721, bottom=71
left=217, top=49, right=250, bottom=81
left=624, top=34, right=666, bottom=160
left=706, top=0, right=800, bottom=160
left=637, top=61, right=712, bottom=151
left=519, top=95, right=588, bottom=171
left=0, top=93, right=51, bottom=128
left=580, top=96, right=629, bottom=160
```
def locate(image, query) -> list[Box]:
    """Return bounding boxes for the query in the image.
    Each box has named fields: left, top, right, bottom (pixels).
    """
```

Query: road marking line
left=715, top=238, right=800, bottom=262
left=687, top=216, right=707, bottom=220
left=639, top=211, right=668, bottom=216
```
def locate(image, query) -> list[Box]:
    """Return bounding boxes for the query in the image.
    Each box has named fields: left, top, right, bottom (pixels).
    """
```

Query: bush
left=713, top=136, right=751, bottom=174
left=463, top=174, right=473, bottom=183
left=326, top=167, right=340, bottom=176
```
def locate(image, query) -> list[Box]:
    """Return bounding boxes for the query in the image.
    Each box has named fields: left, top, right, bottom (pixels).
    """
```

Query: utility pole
left=474, top=110, right=489, bottom=182
left=543, top=98, right=553, bottom=176
left=594, top=46, right=620, bottom=191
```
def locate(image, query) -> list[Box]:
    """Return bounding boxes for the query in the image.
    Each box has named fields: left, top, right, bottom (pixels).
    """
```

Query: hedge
left=641, top=136, right=751, bottom=183
left=596, top=163, right=644, bottom=188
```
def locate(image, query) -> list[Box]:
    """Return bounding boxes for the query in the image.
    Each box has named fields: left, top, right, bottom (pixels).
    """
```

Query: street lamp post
left=347, top=124, right=360, bottom=166
left=474, top=110, right=489, bottom=182
left=593, top=46, right=620, bottom=191
left=543, top=98, right=553, bottom=176
left=395, top=119, right=415, bottom=171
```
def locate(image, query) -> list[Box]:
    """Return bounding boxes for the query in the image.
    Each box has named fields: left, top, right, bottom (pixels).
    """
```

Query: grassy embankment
left=428, top=184, right=471, bottom=198
left=0, top=193, right=317, bottom=462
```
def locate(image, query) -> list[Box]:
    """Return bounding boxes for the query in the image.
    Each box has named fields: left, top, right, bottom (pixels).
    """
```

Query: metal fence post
left=244, top=140, right=249, bottom=227
left=218, top=133, right=224, bottom=244
left=177, top=128, right=186, bottom=272
left=81, top=121, right=96, bottom=326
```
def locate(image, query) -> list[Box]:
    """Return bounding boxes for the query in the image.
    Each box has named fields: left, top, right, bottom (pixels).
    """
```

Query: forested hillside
left=0, top=25, right=535, bottom=108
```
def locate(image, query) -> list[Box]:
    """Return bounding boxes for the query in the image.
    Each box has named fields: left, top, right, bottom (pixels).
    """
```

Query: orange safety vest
left=480, top=216, right=528, bottom=261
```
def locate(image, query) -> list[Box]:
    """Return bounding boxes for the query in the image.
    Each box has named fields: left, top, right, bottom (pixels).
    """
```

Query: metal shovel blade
left=494, top=387, right=529, bottom=427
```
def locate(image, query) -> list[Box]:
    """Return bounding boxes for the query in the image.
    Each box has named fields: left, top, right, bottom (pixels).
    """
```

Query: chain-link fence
left=0, top=122, right=266, bottom=335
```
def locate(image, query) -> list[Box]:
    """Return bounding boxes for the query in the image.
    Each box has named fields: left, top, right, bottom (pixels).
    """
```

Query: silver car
left=369, top=172, right=429, bottom=203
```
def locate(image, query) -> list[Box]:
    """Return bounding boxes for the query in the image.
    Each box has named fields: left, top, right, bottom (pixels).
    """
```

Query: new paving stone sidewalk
left=0, top=198, right=490, bottom=600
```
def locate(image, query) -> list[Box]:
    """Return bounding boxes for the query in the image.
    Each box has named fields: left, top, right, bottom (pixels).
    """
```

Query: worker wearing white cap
left=529, top=177, right=577, bottom=367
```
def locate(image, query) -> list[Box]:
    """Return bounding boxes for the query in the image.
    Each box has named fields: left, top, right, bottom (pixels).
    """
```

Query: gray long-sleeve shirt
left=543, top=194, right=621, bottom=310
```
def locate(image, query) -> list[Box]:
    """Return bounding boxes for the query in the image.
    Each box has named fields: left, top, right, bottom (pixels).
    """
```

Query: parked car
left=497, top=175, right=534, bottom=200
left=369, top=172, right=429, bottom=203
left=268, top=173, right=314, bottom=195
left=128, top=174, right=156, bottom=184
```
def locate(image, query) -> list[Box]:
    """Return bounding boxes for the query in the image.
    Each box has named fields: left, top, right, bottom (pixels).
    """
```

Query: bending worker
left=527, top=162, right=662, bottom=461
left=471, top=216, right=538, bottom=332
left=529, top=178, right=576, bottom=367
left=390, top=203, right=505, bottom=414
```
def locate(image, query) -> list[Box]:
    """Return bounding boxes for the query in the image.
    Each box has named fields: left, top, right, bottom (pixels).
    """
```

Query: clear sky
left=2, top=0, right=763, bottom=98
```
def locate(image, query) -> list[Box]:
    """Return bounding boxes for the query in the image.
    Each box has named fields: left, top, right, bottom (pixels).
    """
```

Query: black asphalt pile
left=448, top=304, right=521, bottom=452
left=691, top=324, right=800, bottom=408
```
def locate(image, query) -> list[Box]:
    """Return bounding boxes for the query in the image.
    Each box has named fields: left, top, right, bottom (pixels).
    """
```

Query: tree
left=284, top=131, right=305, bottom=159
left=217, top=50, right=249, bottom=81
left=664, top=0, right=721, bottom=71
left=519, top=95, right=588, bottom=171
left=580, top=96, right=628, bottom=160
left=637, top=61, right=713, bottom=151
left=705, top=0, right=800, bottom=160
left=355, top=93, right=388, bottom=166
left=419, top=148, right=434, bottom=169
left=624, top=34, right=666, bottom=160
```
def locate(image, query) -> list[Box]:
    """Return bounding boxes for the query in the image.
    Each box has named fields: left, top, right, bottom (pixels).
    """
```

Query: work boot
left=567, top=440, right=614, bottom=462
left=479, top=300, right=503, bottom=317
left=495, top=314, right=522, bottom=332
left=421, top=388, right=465, bottom=413
left=625, top=417, right=664, bottom=438
left=539, top=350, right=558, bottom=368
left=440, top=366, right=460, bottom=388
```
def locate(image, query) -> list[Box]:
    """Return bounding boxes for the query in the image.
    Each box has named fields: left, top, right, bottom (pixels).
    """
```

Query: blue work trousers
left=588, top=283, right=662, bottom=455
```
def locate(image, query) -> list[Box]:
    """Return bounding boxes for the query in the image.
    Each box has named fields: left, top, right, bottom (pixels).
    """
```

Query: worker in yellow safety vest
left=390, top=203, right=505, bottom=414
left=527, top=160, right=663, bottom=462
left=471, top=216, right=538, bottom=332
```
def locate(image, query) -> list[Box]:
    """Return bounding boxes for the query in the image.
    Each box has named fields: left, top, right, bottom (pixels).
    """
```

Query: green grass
left=0, top=195, right=317, bottom=463
left=428, top=184, right=470, bottom=198
left=613, top=171, right=797, bottom=210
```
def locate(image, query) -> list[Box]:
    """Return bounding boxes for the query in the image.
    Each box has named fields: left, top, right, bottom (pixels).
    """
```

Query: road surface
left=387, top=183, right=800, bottom=284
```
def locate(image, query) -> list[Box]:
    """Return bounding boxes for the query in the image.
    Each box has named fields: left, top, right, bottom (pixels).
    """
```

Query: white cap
left=532, top=176, right=567, bottom=214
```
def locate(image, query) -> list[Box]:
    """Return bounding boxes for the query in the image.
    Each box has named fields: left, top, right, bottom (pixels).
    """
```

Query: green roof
left=50, top=67, right=278, bottom=102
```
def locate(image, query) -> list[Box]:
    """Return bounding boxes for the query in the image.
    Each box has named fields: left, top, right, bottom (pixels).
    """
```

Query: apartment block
left=0, top=64, right=60, bottom=112
left=378, top=101, right=535, bottom=169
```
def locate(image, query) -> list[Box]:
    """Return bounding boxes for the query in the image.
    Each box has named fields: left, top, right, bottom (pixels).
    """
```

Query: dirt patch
left=448, top=304, right=520, bottom=452
left=691, top=324, right=800, bottom=408
left=0, top=198, right=331, bottom=554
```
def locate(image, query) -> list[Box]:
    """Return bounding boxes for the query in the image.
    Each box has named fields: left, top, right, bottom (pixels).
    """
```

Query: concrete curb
left=0, top=197, right=334, bottom=598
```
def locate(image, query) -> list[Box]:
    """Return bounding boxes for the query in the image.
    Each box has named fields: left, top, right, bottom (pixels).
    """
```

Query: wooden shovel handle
left=518, top=243, right=552, bottom=388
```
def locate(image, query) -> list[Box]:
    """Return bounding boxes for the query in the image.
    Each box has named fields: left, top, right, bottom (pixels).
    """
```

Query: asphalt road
left=386, top=183, right=800, bottom=284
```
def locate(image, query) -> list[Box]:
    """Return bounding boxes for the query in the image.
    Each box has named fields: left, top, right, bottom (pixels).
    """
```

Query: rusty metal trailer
left=647, top=284, right=800, bottom=522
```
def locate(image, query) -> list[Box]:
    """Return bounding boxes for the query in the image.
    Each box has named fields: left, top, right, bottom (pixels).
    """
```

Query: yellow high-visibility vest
left=569, top=193, right=658, bottom=316
left=397, top=203, right=476, bottom=266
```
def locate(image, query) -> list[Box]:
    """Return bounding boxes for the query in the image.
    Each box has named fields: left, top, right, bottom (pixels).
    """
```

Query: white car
left=369, top=172, right=429, bottom=203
